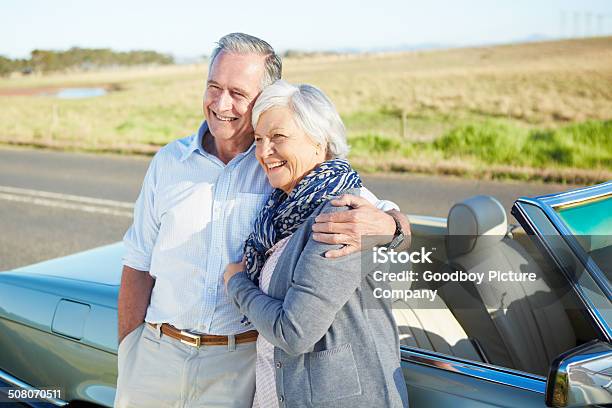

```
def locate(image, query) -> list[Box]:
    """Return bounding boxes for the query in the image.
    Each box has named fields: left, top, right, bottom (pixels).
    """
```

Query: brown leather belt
left=148, top=323, right=258, bottom=348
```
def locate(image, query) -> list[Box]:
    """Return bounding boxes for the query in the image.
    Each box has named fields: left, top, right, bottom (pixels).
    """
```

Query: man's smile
left=212, top=111, right=238, bottom=122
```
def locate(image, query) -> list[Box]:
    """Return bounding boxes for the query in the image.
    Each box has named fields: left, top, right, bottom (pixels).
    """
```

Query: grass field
left=1, top=37, right=611, bottom=183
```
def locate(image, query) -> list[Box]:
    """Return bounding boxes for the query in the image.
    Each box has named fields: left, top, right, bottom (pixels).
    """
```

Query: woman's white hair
left=251, top=80, right=349, bottom=159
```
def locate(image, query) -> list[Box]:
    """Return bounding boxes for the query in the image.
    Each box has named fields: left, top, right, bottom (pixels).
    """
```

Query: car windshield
left=554, top=194, right=612, bottom=277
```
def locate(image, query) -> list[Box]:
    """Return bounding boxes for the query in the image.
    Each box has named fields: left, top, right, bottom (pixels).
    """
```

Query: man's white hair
left=252, top=80, right=349, bottom=159
left=209, top=33, right=282, bottom=89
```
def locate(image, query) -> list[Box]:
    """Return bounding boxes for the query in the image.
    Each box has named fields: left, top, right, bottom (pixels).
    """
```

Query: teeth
left=214, top=112, right=237, bottom=121
left=267, top=161, right=286, bottom=169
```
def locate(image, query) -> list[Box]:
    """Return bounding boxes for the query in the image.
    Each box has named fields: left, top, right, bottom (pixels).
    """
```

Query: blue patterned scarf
left=243, top=158, right=362, bottom=284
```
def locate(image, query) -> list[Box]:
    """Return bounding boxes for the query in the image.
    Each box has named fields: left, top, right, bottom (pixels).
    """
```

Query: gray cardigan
left=227, top=190, right=409, bottom=407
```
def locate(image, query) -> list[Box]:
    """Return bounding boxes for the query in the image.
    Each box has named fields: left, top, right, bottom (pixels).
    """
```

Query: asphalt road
left=0, top=147, right=580, bottom=270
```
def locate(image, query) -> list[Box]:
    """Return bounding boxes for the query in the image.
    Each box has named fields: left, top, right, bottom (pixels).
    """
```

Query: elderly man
left=115, top=33, right=410, bottom=407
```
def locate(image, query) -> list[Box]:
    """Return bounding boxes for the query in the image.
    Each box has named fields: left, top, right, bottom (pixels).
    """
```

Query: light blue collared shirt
left=123, top=121, right=398, bottom=335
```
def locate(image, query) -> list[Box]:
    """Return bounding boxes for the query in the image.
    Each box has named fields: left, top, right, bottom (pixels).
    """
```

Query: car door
left=401, top=347, right=547, bottom=407
left=398, top=185, right=611, bottom=407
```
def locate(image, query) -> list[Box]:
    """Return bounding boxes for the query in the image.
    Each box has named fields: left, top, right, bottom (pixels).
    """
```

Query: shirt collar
left=179, top=120, right=257, bottom=163
left=180, top=121, right=209, bottom=162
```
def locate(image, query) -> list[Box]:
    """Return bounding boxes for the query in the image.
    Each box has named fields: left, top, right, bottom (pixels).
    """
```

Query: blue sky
left=2, top=0, right=611, bottom=59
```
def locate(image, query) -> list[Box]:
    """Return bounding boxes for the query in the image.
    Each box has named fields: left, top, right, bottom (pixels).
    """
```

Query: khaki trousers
left=114, top=323, right=256, bottom=408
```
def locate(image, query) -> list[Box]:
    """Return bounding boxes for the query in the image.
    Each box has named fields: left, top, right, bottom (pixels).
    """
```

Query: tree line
left=0, top=47, right=174, bottom=76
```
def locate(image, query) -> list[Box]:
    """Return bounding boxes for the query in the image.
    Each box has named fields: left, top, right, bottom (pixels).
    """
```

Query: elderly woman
left=224, top=80, right=408, bottom=408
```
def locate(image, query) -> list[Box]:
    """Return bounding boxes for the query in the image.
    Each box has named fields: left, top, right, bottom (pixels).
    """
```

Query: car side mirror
left=546, top=340, right=612, bottom=407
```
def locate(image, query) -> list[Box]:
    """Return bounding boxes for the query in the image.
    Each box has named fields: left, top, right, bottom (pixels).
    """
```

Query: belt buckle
left=180, top=330, right=201, bottom=348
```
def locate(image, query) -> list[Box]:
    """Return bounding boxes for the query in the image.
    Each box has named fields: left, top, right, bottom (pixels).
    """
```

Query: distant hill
left=285, top=35, right=599, bottom=56
left=0, top=47, right=174, bottom=76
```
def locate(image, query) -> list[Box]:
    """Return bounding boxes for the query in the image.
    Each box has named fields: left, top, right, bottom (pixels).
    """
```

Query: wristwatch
left=386, top=213, right=405, bottom=249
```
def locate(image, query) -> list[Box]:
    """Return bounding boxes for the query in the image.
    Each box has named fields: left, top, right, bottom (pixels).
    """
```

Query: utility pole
left=585, top=12, right=593, bottom=37
left=560, top=11, right=567, bottom=38
left=573, top=11, right=581, bottom=38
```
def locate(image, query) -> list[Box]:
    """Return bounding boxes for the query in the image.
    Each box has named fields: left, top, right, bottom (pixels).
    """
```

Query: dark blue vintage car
left=1, top=182, right=611, bottom=407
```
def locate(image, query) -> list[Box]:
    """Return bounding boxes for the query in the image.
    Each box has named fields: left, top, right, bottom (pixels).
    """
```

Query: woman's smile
left=265, top=160, right=287, bottom=170
left=255, top=106, right=323, bottom=194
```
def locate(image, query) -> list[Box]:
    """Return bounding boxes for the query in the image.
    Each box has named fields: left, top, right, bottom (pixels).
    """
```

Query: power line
left=561, top=10, right=612, bottom=38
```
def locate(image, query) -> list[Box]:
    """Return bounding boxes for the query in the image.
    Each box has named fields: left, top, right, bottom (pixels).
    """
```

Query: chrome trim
left=546, top=340, right=612, bottom=407
left=400, top=346, right=546, bottom=394
left=0, top=368, right=68, bottom=406
left=554, top=194, right=609, bottom=211
left=512, top=201, right=612, bottom=341
left=538, top=181, right=612, bottom=208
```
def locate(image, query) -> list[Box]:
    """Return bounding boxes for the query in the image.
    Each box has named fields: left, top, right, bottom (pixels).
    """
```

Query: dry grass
left=284, top=37, right=612, bottom=124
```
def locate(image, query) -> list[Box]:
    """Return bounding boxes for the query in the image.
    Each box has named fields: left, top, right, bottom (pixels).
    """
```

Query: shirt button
left=279, top=396, right=284, bottom=403
left=276, top=361, right=282, bottom=368
left=208, top=288, right=215, bottom=294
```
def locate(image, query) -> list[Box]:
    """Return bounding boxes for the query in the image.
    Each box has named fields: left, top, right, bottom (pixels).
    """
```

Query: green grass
left=350, top=133, right=402, bottom=154
left=433, top=121, right=524, bottom=164
left=348, top=118, right=612, bottom=171
left=435, top=120, right=611, bottom=169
